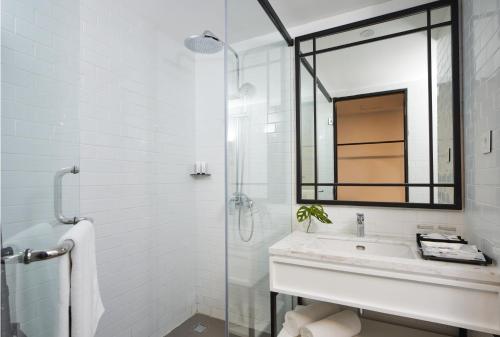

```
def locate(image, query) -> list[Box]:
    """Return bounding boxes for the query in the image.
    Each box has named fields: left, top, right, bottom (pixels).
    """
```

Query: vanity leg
left=270, top=291, right=278, bottom=337
left=297, top=297, right=304, bottom=305
left=458, top=328, right=467, bottom=337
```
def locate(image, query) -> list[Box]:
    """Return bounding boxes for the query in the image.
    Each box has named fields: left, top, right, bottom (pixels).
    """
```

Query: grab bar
left=1, top=240, right=74, bottom=265
left=54, top=166, right=92, bottom=224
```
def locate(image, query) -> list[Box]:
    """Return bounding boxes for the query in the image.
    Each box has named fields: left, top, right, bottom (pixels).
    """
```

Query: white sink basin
left=313, top=235, right=416, bottom=259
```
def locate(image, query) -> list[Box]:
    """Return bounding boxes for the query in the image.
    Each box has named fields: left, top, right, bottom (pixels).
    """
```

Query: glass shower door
left=1, top=1, right=81, bottom=336
left=226, top=1, right=293, bottom=336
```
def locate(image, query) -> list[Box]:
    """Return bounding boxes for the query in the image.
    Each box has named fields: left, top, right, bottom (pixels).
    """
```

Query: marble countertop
left=269, top=231, right=500, bottom=285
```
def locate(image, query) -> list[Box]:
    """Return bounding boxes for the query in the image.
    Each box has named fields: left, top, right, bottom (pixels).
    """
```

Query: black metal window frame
left=332, top=89, right=409, bottom=203
left=295, top=0, right=462, bottom=210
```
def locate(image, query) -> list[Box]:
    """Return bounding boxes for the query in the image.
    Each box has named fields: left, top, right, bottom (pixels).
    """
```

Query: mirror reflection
left=297, top=6, right=460, bottom=208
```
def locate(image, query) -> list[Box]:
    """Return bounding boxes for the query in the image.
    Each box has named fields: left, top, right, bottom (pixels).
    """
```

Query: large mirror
left=296, top=1, right=461, bottom=209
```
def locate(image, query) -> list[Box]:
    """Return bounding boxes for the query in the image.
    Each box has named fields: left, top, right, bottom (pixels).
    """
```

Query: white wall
left=2, top=1, right=227, bottom=336
left=1, top=1, right=80, bottom=336
left=79, top=1, right=200, bottom=336
left=1, top=0, right=229, bottom=334
left=463, top=0, right=500, bottom=263
left=194, top=53, right=226, bottom=320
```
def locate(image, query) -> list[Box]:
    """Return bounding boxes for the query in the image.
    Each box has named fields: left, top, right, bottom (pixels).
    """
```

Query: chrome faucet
left=356, top=213, right=365, bottom=237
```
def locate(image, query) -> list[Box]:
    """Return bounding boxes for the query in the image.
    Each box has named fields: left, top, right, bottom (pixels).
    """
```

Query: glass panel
left=337, top=186, right=406, bottom=202
left=431, top=26, right=454, bottom=190
left=1, top=1, right=80, bottom=336
left=435, top=187, right=454, bottom=204
left=431, top=6, right=451, bottom=25
left=408, top=187, right=430, bottom=203
left=335, top=93, right=405, bottom=144
left=317, top=91, right=334, bottom=184
left=301, top=186, right=315, bottom=200
left=316, top=31, right=430, bottom=187
left=316, top=12, right=427, bottom=51
left=300, top=57, right=316, bottom=184
left=317, top=186, right=334, bottom=200
left=227, top=1, right=293, bottom=335
left=300, top=39, right=314, bottom=54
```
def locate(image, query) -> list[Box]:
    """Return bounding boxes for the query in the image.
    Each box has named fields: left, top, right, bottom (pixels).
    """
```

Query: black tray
left=416, top=234, right=492, bottom=266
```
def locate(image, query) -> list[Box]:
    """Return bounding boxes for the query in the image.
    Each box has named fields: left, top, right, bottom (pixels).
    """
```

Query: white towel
left=283, top=302, right=341, bottom=336
left=59, top=220, right=104, bottom=337
left=278, top=328, right=295, bottom=337
left=300, top=310, right=361, bottom=337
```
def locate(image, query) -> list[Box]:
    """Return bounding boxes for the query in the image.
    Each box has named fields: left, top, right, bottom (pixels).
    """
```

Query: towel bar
left=1, top=240, right=74, bottom=265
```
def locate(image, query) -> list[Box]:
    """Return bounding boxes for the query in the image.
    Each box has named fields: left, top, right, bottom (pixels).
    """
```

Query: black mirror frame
left=295, top=0, right=462, bottom=210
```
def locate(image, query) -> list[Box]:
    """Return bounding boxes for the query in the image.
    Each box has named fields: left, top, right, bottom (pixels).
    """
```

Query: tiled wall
left=463, top=0, right=500, bottom=261
left=79, top=1, right=198, bottom=336
left=194, top=53, right=226, bottom=320
left=1, top=1, right=81, bottom=336
left=2, top=1, right=223, bottom=336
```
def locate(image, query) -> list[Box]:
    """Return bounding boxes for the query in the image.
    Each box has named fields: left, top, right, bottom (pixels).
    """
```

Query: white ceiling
left=269, top=0, right=393, bottom=30
left=120, top=0, right=401, bottom=45
left=228, top=0, right=395, bottom=42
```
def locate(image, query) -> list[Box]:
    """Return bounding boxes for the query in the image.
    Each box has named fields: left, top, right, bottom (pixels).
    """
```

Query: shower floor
left=164, top=313, right=269, bottom=337
left=164, top=314, right=228, bottom=337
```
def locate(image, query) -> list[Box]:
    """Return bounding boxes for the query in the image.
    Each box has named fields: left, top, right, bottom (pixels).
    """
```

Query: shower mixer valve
left=229, top=192, right=254, bottom=211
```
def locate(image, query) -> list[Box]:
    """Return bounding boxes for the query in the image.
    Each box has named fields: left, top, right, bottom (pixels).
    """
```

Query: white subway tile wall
left=463, top=0, right=500, bottom=261
left=2, top=1, right=81, bottom=336
left=194, top=54, right=226, bottom=320
left=79, top=1, right=198, bottom=336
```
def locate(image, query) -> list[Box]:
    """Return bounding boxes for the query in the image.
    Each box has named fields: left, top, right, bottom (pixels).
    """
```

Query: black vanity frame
left=294, top=0, right=462, bottom=210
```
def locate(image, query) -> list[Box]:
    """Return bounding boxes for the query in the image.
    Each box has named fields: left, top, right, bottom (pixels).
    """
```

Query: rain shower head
left=184, top=30, right=224, bottom=54
left=186, top=30, right=255, bottom=101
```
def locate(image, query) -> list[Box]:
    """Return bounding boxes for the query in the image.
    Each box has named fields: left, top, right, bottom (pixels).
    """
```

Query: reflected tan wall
left=336, top=92, right=406, bottom=202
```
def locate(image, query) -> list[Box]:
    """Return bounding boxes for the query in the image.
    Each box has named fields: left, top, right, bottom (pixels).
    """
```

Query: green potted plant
left=296, top=205, right=332, bottom=233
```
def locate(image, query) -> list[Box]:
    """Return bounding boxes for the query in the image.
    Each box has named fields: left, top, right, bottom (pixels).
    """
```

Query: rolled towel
left=283, top=302, right=341, bottom=336
left=300, top=310, right=361, bottom=337
left=278, top=328, right=295, bottom=337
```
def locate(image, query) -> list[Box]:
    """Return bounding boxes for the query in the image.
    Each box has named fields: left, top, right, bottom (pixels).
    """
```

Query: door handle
left=54, top=166, right=92, bottom=224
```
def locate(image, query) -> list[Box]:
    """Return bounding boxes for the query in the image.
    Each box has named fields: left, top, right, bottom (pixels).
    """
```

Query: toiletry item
left=420, top=241, right=486, bottom=262
left=196, top=161, right=203, bottom=174
left=420, top=233, right=461, bottom=241
left=283, top=302, right=341, bottom=336
left=300, top=310, right=361, bottom=337
left=201, top=161, right=207, bottom=174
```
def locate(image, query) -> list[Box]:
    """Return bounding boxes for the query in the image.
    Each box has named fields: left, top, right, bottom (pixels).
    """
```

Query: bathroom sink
left=313, top=235, right=416, bottom=259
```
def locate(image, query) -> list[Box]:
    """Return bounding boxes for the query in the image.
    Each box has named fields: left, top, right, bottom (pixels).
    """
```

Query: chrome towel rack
left=54, top=166, right=92, bottom=225
left=1, top=240, right=74, bottom=265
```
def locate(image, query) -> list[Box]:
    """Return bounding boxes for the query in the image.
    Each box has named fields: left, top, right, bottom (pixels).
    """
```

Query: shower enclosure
left=1, top=0, right=293, bottom=336
left=226, top=1, right=293, bottom=336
